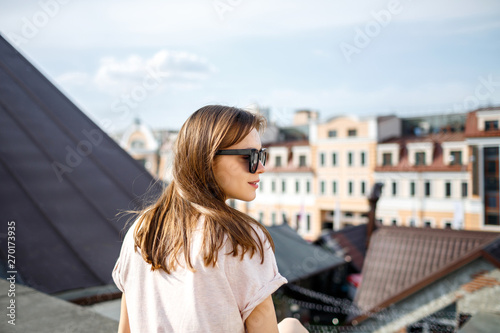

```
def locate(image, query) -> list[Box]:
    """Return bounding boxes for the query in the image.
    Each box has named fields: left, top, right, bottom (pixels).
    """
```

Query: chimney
left=366, top=182, right=384, bottom=249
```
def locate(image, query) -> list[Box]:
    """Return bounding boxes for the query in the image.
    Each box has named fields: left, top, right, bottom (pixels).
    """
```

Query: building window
left=472, top=146, right=479, bottom=195
left=299, top=155, right=307, bottom=167
left=282, top=180, right=286, bottom=193
left=484, top=147, right=499, bottom=226
left=348, top=181, right=353, bottom=195
left=320, top=181, right=325, bottom=195
left=445, top=222, right=452, bottom=229
left=392, top=219, right=398, bottom=226
left=272, top=180, right=276, bottom=193
left=306, top=180, right=311, bottom=193
left=410, top=181, right=416, bottom=197
left=461, top=182, right=468, bottom=198
left=345, top=212, right=353, bottom=218
left=348, top=129, right=357, bottom=137
left=259, top=180, right=263, bottom=192
left=332, top=153, right=337, bottom=166
left=348, top=152, right=353, bottom=166
left=306, top=215, right=311, bottom=231
left=272, top=212, right=276, bottom=225
left=409, top=218, right=416, bottom=227
left=450, top=151, right=462, bottom=165
left=415, top=152, right=426, bottom=165
left=392, top=181, right=397, bottom=196
left=361, top=181, right=366, bottom=195
left=131, top=139, right=145, bottom=149
left=485, top=120, right=499, bottom=131
left=259, top=212, right=264, bottom=223
left=382, top=153, right=392, bottom=166
left=445, top=182, right=451, bottom=198
left=320, top=153, right=325, bottom=166
left=425, top=181, right=431, bottom=197
left=295, top=180, right=300, bottom=193
left=275, top=156, right=282, bottom=167
left=424, top=221, right=432, bottom=228
left=361, top=152, right=366, bottom=166
left=328, top=130, right=337, bottom=137
left=333, top=181, right=337, bottom=195
left=282, top=212, right=288, bottom=225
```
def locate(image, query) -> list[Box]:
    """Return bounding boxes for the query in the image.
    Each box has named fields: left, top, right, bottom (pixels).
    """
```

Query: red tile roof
left=376, top=132, right=468, bottom=172
left=465, top=109, right=500, bottom=138
left=353, top=227, right=500, bottom=321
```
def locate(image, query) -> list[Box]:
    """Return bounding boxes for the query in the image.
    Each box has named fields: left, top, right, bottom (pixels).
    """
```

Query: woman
left=113, top=105, right=308, bottom=332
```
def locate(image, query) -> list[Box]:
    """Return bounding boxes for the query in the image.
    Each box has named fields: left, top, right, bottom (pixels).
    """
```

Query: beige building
left=312, top=115, right=400, bottom=235
left=117, top=119, right=177, bottom=182
left=374, top=107, right=500, bottom=232
left=241, top=140, right=317, bottom=239
left=116, top=107, right=500, bottom=241
left=374, top=132, right=481, bottom=230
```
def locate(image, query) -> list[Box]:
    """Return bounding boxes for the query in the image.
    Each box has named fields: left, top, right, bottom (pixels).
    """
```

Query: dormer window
left=275, top=156, right=282, bottom=167
left=450, top=151, right=462, bottom=165
left=415, top=152, right=426, bottom=166
left=348, top=129, right=357, bottom=137
left=382, top=153, right=392, bottom=166
left=299, top=155, right=307, bottom=167
left=485, top=120, right=499, bottom=131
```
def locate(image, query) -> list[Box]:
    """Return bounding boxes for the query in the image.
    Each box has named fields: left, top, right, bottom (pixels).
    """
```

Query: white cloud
left=55, top=71, right=90, bottom=86
left=92, top=50, right=216, bottom=94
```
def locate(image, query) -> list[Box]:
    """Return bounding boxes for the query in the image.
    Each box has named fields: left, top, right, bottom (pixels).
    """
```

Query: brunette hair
left=133, top=105, right=274, bottom=273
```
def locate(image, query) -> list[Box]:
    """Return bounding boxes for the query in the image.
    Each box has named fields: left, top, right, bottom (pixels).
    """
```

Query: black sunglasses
left=215, top=148, right=267, bottom=173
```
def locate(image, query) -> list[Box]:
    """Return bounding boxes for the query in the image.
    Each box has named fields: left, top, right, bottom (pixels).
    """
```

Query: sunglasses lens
left=261, top=151, right=267, bottom=166
left=250, top=151, right=259, bottom=173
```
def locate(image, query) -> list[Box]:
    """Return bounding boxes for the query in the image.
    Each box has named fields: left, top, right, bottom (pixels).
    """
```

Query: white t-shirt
left=112, top=217, right=287, bottom=333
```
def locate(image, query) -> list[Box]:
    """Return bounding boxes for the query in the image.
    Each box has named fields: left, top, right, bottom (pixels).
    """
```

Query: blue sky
left=1, top=0, right=499, bottom=133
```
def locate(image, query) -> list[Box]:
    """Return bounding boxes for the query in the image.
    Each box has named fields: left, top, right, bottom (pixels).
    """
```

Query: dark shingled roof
left=267, top=223, right=345, bottom=283
left=0, top=35, right=161, bottom=294
left=316, top=224, right=367, bottom=272
left=353, top=226, right=500, bottom=319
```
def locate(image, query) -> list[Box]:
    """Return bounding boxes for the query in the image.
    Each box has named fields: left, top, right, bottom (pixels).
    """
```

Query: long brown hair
left=133, top=105, right=274, bottom=273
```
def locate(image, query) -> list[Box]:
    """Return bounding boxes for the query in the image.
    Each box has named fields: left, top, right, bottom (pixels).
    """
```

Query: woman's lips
left=248, top=180, right=259, bottom=189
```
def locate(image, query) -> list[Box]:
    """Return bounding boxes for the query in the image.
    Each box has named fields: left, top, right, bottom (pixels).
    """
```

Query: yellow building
left=312, top=115, right=400, bottom=235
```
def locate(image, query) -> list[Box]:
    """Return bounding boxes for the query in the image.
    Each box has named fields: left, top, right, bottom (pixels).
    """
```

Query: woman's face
left=213, top=128, right=265, bottom=201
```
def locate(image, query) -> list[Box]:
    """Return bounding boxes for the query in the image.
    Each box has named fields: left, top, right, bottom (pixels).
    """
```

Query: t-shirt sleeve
left=225, top=225, right=288, bottom=322
left=112, top=257, right=124, bottom=292
left=112, top=226, right=134, bottom=293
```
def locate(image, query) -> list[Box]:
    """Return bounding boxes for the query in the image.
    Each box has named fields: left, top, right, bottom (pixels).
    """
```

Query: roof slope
left=354, top=227, right=500, bottom=313
left=316, top=224, right=367, bottom=272
left=267, top=223, right=345, bottom=283
left=0, top=35, right=160, bottom=294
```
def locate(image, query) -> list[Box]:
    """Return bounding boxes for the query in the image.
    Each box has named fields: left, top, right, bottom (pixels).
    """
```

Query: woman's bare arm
left=117, top=293, right=131, bottom=333
left=245, top=295, right=279, bottom=333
